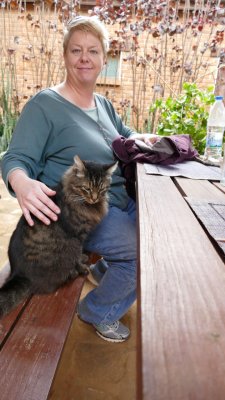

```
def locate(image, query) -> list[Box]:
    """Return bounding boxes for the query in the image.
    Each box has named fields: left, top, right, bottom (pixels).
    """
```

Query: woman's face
left=64, top=30, right=106, bottom=87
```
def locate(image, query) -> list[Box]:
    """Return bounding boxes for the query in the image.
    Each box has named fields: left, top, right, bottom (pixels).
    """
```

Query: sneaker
left=93, top=320, right=130, bottom=343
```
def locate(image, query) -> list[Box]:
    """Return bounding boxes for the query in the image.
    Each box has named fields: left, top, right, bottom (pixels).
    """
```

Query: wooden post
left=214, top=60, right=225, bottom=97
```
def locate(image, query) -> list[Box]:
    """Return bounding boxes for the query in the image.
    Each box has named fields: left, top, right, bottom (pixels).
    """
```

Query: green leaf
left=152, top=82, right=215, bottom=154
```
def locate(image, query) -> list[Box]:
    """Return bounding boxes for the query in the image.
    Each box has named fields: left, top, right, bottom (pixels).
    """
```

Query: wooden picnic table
left=136, top=163, right=225, bottom=400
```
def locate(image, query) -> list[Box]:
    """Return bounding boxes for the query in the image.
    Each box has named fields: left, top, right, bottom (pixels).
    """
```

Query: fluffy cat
left=0, top=155, right=117, bottom=317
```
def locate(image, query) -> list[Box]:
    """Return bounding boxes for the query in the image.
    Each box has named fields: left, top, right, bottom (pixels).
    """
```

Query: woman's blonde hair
left=63, top=16, right=110, bottom=56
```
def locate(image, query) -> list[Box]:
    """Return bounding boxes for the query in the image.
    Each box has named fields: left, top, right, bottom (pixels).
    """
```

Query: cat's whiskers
left=66, top=194, right=85, bottom=203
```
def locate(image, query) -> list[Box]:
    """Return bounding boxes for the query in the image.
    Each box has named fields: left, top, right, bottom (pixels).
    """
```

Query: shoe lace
left=108, top=321, right=119, bottom=330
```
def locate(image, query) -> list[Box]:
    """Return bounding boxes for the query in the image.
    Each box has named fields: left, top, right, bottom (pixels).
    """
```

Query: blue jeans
left=78, top=197, right=137, bottom=325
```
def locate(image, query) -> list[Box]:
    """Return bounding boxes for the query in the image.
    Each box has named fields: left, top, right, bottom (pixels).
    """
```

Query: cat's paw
left=69, top=269, right=79, bottom=280
left=77, top=263, right=89, bottom=275
left=81, top=268, right=89, bottom=276
left=81, top=254, right=89, bottom=264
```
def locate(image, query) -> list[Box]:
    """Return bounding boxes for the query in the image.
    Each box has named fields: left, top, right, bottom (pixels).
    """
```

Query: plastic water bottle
left=220, top=144, right=225, bottom=186
left=204, top=95, right=225, bottom=162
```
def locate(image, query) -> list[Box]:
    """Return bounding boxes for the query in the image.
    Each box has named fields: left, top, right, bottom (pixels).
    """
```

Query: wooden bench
left=136, top=163, right=225, bottom=400
left=0, top=261, right=86, bottom=400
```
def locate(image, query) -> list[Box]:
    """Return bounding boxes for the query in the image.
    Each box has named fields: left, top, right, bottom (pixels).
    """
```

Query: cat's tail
left=0, top=276, right=31, bottom=318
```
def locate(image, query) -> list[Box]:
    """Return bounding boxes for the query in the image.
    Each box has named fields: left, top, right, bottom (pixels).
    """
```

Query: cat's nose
left=88, top=198, right=98, bottom=204
left=91, top=193, right=98, bottom=203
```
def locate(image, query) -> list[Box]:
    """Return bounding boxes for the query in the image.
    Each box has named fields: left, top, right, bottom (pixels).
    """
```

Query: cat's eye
left=99, top=187, right=107, bottom=194
left=82, top=187, right=91, bottom=193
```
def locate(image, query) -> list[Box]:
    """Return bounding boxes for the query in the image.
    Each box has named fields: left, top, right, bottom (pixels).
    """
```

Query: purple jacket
left=112, top=134, right=198, bottom=199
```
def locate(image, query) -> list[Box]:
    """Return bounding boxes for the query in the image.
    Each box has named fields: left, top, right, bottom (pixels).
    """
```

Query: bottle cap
left=215, top=95, right=223, bottom=100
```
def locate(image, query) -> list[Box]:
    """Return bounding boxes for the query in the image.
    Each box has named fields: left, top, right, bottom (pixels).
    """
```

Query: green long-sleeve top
left=2, top=89, right=136, bottom=209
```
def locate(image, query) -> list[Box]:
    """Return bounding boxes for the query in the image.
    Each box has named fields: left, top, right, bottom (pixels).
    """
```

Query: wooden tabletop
left=136, top=163, right=225, bottom=400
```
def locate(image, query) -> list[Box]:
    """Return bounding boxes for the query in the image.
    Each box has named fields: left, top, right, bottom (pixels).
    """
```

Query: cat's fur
left=0, top=155, right=117, bottom=317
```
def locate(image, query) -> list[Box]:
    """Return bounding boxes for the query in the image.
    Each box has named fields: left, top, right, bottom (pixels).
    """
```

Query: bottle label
left=206, top=129, right=224, bottom=148
left=206, top=135, right=222, bottom=147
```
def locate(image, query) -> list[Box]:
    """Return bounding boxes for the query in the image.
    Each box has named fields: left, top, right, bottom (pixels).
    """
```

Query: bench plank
left=136, top=164, right=225, bottom=400
left=0, top=276, right=85, bottom=400
left=0, top=263, right=30, bottom=346
left=0, top=300, right=30, bottom=346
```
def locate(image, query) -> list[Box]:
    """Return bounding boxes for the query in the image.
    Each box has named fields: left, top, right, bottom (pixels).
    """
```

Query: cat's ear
left=73, top=155, right=86, bottom=177
left=105, top=161, right=118, bottom=176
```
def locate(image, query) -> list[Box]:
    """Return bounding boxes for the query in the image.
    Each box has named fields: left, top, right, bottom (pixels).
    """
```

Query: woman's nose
left=80, top=51, right=89, bottom=62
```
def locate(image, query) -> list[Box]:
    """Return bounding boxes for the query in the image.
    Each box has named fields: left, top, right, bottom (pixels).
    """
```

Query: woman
left=2, top=16, right=156, bottom=342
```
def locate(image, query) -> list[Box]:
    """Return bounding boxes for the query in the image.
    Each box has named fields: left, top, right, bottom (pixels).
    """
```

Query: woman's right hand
left=8, top=169, right=61, bottom=226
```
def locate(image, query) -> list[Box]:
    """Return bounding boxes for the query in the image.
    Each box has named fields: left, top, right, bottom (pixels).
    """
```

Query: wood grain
left=0, top=262, right=30, bottom=345
left=136, top=164, right=225, bottom=400
left=175, top=177, right=225, bottom=201
left=0, top=276, right=85, bottom=400
left=213, top=181, right=225, bottom=194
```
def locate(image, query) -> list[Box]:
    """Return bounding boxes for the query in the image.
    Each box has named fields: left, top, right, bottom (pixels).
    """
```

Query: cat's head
left=63, top=155, right=118, bottom=205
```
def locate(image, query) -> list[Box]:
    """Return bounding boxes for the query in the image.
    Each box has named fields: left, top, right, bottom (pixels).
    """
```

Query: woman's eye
left=72, top=48, right=81, bottom=54
left=90, top=50, right=98, bottom=55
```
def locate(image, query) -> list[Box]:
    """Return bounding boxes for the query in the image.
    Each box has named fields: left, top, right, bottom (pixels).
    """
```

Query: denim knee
left=85, top=203, right=137, bottom=262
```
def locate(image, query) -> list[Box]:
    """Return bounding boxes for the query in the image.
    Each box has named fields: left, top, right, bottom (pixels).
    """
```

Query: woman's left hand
left=131, top=133, right=159, bottom=147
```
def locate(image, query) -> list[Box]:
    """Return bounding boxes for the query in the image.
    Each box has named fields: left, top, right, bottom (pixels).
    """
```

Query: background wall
left=0, top=1, right=224, bottom=132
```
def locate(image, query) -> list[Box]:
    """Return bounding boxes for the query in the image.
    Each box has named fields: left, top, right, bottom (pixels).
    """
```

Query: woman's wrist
left=8, top=169, right=29, bottom=192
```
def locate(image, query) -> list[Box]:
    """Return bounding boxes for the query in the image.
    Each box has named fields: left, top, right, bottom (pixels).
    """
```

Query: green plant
left=0, top=109, right=19, bottom=158
left=149, top=82, right=215, bottom=154
left=0, top=69, right=20, bottom=157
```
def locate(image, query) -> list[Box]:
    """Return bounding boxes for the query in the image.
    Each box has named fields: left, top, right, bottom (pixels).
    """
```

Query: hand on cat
left=9, top=169, right=60, bottom=226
